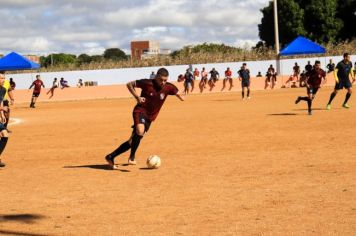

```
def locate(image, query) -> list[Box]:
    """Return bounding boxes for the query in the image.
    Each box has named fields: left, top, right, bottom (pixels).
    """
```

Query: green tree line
left=258, top=0, right=355, bottom=47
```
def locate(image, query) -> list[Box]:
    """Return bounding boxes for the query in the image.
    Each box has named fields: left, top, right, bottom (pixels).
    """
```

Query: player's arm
left=333, top=68, right=339, bottom=83
left=29, top=83, right=34, bottom=89
left=127, top=81, right=145, bottom=104
left=8, top=89, right=15, bottom=104
left=350, top=67, right=355, bottom=82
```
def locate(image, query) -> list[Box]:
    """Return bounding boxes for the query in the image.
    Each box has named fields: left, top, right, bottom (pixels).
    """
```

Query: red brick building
left=131, top=40, right=160, bottom=60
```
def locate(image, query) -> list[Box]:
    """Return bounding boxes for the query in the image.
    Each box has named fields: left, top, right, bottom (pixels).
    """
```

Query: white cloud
left=0, top=0, right=270, bottom=55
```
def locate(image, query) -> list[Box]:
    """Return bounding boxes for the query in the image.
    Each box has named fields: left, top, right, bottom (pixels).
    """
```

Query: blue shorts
left=0, top=123, right=6, bottom=132
left=241, top=81, right=250, bottom=87
left=335, top=80, right=352, bottom=90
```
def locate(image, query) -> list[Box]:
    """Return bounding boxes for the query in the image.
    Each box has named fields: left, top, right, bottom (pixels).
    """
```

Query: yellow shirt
left=3, top=80, right=11, bottom=101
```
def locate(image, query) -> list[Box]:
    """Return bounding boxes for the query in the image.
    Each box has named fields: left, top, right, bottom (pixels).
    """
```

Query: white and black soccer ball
left=146, top=155, right=161, bottom=169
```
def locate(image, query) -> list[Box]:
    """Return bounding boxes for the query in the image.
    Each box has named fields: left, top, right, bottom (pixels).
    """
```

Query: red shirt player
left=29, top=75, right=45, bottom=108
left=295, top=60, right=326, bottom=115
left=221, top=67, right=233, bottom=91
left=105, top=68, right=185, bottom=169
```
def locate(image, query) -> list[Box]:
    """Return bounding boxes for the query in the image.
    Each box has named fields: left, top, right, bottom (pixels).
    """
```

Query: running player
left=47, top=77, right=59, bottom=98
left=29, top=75, right=45, bottom=108
left=326, top=53, right=355, bottom=110
left=265, top=65, right=277, bottom=89
left=192, top=68, right=199, bottom=92
left=0, top=73, right=10, bottom=167
left=105, top=68, right=185, bottom=169
left=295, top=60, right=326, bottom=115
left=221, top=67, right=233, bottom=91
left=183, top=69, right=194, bottom=95
left=208, top=68, right=219, bottom=91
left=238, top=63, right=251, bottom=99
left=199, top=67, right=208, bottom=93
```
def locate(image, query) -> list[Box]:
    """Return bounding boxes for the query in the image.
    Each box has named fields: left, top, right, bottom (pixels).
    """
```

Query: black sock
left=328, top=92, right=336, bottom=105
left=307, top=99, right=312, bottom=112
left=242, top=91, right=244, bottom=98
left=300, top=97, right=309, bottom=101
left=107, top=141, right=131, bottom=161
left=343, top=93, right=351, bottom=104
left=0, top=137, right=9, bottom=156
left=129, top=133, right=143, bottom=161
left=247, top=89, right=250, bottom=97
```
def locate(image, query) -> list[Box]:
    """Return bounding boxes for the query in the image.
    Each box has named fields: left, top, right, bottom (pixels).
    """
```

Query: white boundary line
left=8, top=118, right=23, bottom=126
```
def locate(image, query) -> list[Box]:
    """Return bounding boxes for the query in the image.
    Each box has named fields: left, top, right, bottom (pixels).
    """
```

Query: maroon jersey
left=32, top=79, right=44, bottom=93
left=306, top=68, right=326, bottom=88
left=133, top=79, right=178, bottom=121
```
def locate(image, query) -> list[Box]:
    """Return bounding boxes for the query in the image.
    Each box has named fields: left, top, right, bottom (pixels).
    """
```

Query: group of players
left=179, top=63, right=252, bottom=100
left=0, top=53, right=354, bottom=169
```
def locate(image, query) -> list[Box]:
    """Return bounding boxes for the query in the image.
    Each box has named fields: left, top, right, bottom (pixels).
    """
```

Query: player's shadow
left=0, top=230, right=49, bottom=236
left=293, top=108, right=324, bottom=111
left=139, top=167, right=156, bottom=170
left=0, top=213, right=45, bottom=224
left=267, top=113, right=297, bottom=116
left=63, top=164, right=130, bottom=172
left=211, top=99, right=235, bottom=102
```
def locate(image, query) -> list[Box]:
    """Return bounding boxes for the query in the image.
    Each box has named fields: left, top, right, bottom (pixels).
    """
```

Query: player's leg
left=247, top=85, right=251, bottom=99
left=241, top=85, right=245, bottom=99
left=191, top=79, right=195, bottom=92
left=221, top=78, right=226, bottom=91
left=128, top=123, right=145, bottom=165
left=327, top=85, right=340, bottom=109
left=229, top=78, right=233, bottom=90
left=343, top=87, right=352, bottom=108
left=0, top=127, right=9, bottom=167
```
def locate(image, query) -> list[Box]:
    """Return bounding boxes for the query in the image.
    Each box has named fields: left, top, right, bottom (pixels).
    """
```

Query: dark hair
left=315, top=60, right=321, bottom=64
left=243, top=63, right=247, bottom=66
left=156, top=68, right=169, bottom=77
left=36, top=74, right=40, bottom=79
left=343, top=53, right=349, bottom=58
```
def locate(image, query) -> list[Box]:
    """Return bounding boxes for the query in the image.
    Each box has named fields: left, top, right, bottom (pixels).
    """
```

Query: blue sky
left=0, top=0, right=269, bottom=55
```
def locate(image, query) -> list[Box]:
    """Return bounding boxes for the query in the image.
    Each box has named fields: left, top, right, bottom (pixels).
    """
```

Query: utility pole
left=273, top=0, right=281, bottom=75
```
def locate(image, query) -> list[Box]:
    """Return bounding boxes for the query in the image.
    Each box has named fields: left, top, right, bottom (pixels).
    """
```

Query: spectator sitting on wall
left=326, top=59, right=335, bottom=73
left=149, top=71, right=156, bottom=80
left=256, top=71, right=262, bottom=77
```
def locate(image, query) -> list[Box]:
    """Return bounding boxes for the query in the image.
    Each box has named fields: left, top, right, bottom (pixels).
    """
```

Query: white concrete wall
left=7, top=54, right=355, bottom=89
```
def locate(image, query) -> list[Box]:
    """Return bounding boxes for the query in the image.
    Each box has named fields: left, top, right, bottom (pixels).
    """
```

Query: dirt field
left=0, top=86, right=355, bottom=235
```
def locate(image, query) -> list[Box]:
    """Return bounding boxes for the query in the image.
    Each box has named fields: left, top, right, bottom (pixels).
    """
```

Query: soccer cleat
left=326, top=104, right=331, bottom=110
left=342, top=103, right=350, bottom=109
left=295, top=96, right=301, bottom=104
left=0, top=161, right=5, bottom=167
left=128, top=159, right=137, bottom=165
left=105, top=155, right=115, bottom=169
left=247, top=96, right=251, bottom=99
left=308, top=111, right=312, bottom=115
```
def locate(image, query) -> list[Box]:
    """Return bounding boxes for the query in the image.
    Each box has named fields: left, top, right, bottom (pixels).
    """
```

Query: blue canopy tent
left=279, top=36, right=326, bottom=56
left=0, top=52, right=40, bottom=71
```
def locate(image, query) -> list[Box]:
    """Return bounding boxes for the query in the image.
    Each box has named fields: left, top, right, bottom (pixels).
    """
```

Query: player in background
left=199, top=67, right=208, bottom=93
left=295, top=60, right=326, bottom=115
left=208, top=68, right=219, bottom=91
left=29, top=75, right=45, bottom=108
left=105, top=68, right=185, bottom=169
left=238, top=63, right=251, bottom=99
left=326, top=53, right=355, bottom=110
left=221, top=67, right=233, bottom=91
left=0, top=73, right=10, bottom=167
left=47, top=77, right=59, bottom=98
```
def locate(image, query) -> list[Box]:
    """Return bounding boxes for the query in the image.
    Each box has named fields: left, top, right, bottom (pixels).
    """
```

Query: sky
left=0, top=0, right=269, bottom=56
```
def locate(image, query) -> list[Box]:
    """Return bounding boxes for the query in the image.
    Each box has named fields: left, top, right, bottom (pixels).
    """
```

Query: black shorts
left=3, top=100, right=9, bottom=107
left=335, top=80, right=352, bottom=90
left=0, top=123, right=6, bottom=132
left=32, top=92, right=40, bottom=98
left=132, top=112, right=151, bottom=133
left=307, top=87, right=319, bottom=95
left=241, top=81, right=250, bottom=87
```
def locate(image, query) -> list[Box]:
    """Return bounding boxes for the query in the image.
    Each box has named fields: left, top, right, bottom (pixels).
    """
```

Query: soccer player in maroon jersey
left=29, top=75, right=45, bottom=108
left=295, top=61, right=326, bottom=115
left=221, top=67, right=233, bottom=91
left=105, top=68, right=185, bottom=169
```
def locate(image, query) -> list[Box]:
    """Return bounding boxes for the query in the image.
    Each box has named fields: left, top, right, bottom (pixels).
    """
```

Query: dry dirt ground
left=0, top=87, right=355, bottom=236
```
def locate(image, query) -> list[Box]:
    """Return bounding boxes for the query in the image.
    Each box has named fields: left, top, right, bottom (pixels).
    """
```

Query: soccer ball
left=146, top=155, right=161, bottom=169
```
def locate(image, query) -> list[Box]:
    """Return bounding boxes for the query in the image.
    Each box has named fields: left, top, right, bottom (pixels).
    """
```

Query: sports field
left=1, top=86, right=355, bottom=235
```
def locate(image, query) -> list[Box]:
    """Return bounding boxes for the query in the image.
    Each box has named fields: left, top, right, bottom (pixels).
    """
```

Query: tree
left=103, top=48, right=127, bottom=61
left=258, top=0, right=306, bottom=47
left=336, top=0, right=356, bottom=40
left=77, top=54, right=92, bottom=65
left=303, top=0, right=343, bottom=43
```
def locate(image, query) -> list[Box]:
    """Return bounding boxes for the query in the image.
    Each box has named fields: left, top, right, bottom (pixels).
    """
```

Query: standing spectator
left=326, top=59, right=335, bottom=73
left=256, top=71, right=263, bottom=77
left=199, top=67, right=208, bottom=93
left=47, top=78, right=59, bottom=98
left=9, top=78, right=16, bottom=90
left=221, top=67, right=233, bottom=91
left=60, top=77, right=70, bottom=89
left=0, top=72, right=10, bottom=168
left=29, top=75, right=45, bottom=108
left=265, top=65, right=277, bottom=89
left=326, top=53, right=355, bottom=110
left=238, top=63, right=251, bottom=99
left=77, top=79, right=83, bottom=88
left=183, top=69, right=194, bottom=95
left=305, top=61, right=313, bottom=73
left=208, top=68, right=219, bottom=91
